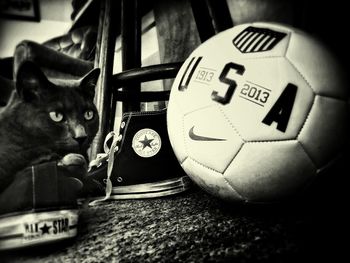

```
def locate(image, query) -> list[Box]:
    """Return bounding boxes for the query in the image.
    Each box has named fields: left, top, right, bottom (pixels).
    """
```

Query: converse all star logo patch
left=24, top=218, right=70, bottom=239
left=0, top=210, right=78, bottom=250
left=21, top=211, right=78, bottom=244
left=132, top=128, right=162, bottom=158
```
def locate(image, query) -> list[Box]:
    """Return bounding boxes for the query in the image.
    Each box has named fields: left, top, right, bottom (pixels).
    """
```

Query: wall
left=0, top=0, right=73, bottom=58
left=226, top=0, right=295, bottom=25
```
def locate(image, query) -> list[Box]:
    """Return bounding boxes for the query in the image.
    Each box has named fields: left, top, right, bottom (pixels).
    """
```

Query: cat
left=0, top=61, right=100, bottom=194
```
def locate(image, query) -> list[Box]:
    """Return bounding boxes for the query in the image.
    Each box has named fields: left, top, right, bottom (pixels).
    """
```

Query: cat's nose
left=72, top=124, right=87, bottom=146
left=74, top=136, right=87, bottom=147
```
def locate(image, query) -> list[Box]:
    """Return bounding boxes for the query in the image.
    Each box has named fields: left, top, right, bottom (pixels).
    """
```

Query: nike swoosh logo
left=188, top=126, right=226, bottom=141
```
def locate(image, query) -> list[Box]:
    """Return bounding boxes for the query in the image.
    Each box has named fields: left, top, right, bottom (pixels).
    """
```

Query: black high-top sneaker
left=0, top=160, right=82, bottom=250
left=87, top=108, right=191, bottom=203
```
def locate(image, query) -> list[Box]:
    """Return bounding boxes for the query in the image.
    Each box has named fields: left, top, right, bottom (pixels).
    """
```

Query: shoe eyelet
left=120, top=121, right=125, bottom=129
left=103, top=178, right=107, bottom=185
left=118, top=134, right=123, bottom=141
left=117, top=177, right=123, bottom=183
left=97, top=162, right=102, bottom=168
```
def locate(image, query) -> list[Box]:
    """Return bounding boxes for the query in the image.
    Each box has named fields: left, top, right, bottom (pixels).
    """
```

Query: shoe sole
left=0, top=209, right=78, bottom=250
left=108, top=176, right=192, bottom=199
left=86, top=176, right=192, bottom=202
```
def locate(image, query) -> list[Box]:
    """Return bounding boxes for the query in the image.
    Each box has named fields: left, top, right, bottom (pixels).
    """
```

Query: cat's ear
left=80, top=68, right=100, bottom=99
left=16, top=61, right=49, bottom=102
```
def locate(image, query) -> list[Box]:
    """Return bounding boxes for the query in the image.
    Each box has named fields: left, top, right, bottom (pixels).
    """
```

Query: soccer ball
left=167, top=22, right=349, bottom=203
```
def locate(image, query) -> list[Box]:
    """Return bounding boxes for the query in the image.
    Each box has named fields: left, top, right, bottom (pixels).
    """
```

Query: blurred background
left=0, top=0, right=348, bottom=155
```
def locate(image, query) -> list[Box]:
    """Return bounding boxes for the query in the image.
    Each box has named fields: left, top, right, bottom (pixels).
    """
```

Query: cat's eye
left=84, top=110, right=94, bottom=121
left=49, top=111, right=64, bottom=122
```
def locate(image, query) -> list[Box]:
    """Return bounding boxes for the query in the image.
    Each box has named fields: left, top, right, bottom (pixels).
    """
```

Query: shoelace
left=89, top=131, right=122, bottom=206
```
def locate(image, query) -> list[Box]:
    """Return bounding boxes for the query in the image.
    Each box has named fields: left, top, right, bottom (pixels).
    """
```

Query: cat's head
left=15, top=61, right=100, bottom=156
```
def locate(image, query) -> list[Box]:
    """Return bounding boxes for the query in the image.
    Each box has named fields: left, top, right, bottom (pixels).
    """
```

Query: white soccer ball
left=167, top=22, right=349, bottom=203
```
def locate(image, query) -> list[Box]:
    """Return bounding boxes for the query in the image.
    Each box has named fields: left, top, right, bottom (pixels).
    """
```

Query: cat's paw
left=57, top=153, right=87, bottom=181
left=58, top=153, right=87, bottom=169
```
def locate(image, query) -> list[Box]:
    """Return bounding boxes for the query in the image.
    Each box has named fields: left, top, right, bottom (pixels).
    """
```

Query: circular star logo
left=132, top=128, right=162, bottom=158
